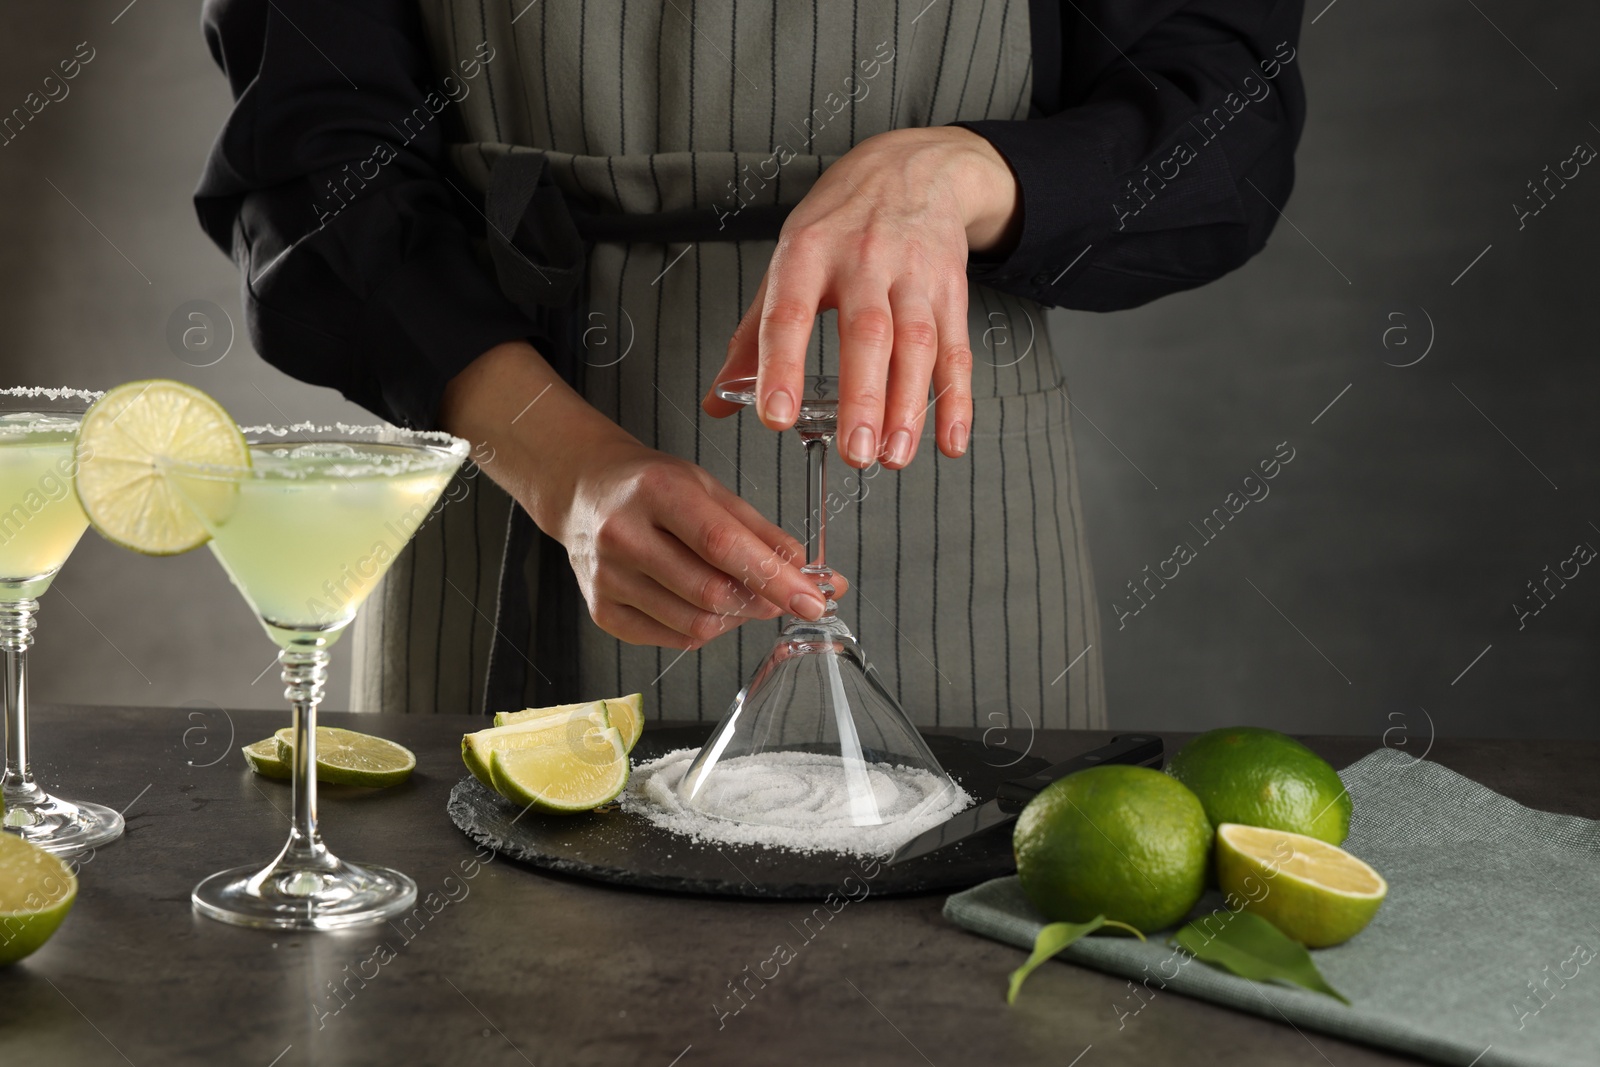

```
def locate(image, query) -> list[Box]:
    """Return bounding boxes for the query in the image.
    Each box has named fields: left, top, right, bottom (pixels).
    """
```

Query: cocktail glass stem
left=0, top=594, right=124, bottom=853
left=193, top=637, right=418, bottom=928
left=800, top=430, right=838, bottom=619
left=0, top=597, right=42, bottom=806
left=280, top=646, right=329, bottom=873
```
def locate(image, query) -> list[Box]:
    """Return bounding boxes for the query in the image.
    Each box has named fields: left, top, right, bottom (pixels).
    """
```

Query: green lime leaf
left=1172, top=909, right=1350, bottom=1005
left=1007, top=917, right=1146, bottom=1004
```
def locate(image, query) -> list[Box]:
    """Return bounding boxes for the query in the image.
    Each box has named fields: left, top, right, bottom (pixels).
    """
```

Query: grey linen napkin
left=943, top=747, right=1600, bottom=1067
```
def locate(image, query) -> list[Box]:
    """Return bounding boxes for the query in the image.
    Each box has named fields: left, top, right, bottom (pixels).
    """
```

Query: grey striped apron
left=350, top=0, right=1107, bottom=730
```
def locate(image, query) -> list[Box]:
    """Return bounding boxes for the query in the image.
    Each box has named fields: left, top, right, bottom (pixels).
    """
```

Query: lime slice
left=241, top=737, right=291, bottom=780
left=75, top=379, right=249, bottom=555
left=0, top=833, right=77, bottom=965
left=463, top=701, right=612, bottom=788
left=494, top=692, right=644, bottom=752
left=274, top=726, right=416, bottom=788
left=488, top=722, right=629, bottom=813
left=1216, top=823, right=1388, bottom=948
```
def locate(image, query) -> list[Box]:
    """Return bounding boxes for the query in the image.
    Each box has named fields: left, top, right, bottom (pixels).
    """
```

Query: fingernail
left=765, top=389, right=795, bottom=424
left=790, top=593, right=825, bottom=619
left=847, top=425, right=877, bottom=465
left=951, top=422, right=969, bottom=455
left=884, top=429, right=912, bottom=466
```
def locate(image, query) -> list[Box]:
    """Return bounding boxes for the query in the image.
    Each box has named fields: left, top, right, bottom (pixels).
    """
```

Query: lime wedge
left=602, top=693, right=644, bottom=751
left=1216, top=823, right=1388, bottom=948
left=488, top=722, right=629, bottom=813
left=464, top=701, right=612, bottom=788
left=494, top=692, right=644, bottom=752
left=75, top=379, right=249, bottom=555
left=0, top=833, right=77, bottom=965
left=493, top=700, right=594, bottom=728
left=241, top=737, right=291, bottom=779
left=274, top=726, right=416, bottom=788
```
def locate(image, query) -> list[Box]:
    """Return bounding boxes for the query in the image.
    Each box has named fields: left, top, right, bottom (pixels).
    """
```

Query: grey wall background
left=1, top=2, right=1596, bottom=737
left=1062, top=2, right=1600, bottom=740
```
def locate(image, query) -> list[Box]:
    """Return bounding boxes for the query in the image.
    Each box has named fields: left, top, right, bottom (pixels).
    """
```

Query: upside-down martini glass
left=676, top=375, right=957, bottom=827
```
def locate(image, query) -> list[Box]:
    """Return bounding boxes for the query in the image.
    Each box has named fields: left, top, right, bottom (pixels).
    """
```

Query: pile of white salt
left=621, top=748, right=971, bottom=857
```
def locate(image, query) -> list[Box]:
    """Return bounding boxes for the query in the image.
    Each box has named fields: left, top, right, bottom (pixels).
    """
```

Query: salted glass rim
left=0, top=385, right=103, bottom=414
left=0, top=386, right=102, bottom=440
left=155, top=421, right=470, bottom=481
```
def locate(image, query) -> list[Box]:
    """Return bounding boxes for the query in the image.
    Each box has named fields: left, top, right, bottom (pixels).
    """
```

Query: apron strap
left=572, top=202, right=794, bottom=244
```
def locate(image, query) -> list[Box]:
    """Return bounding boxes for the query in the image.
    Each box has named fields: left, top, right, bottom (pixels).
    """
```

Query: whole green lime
left=1166, top=727, right=1350, bottom=845
left=1014, top=764, right=1211, bottom=932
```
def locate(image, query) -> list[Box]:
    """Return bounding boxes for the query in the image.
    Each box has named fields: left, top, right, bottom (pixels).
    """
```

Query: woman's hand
left=702, top=126, right=1021, bottom=470
left=555, top=436, right=845, bottom=649
left=443, top=342, right=840, bottom=650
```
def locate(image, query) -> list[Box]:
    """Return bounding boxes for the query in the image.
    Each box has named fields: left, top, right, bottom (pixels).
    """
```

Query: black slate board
left=446, top=725, right=1048, bottom=900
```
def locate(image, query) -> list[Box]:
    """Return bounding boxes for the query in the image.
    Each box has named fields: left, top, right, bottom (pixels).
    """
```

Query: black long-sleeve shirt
left=195, top=0, right=1305, bottom=429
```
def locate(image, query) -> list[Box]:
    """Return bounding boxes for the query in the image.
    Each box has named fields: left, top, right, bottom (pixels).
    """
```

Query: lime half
left=488, top=722, right=628, bottom=813
left=494, top=692, right=644, bottom=752
left=1216, top=822, right=1387, bottom=948
left=464, top=701, right=612, bottom=788
left=0, top=833, right=77, bottom=965
left=241, top=737, right=291, bottom=779
left=274, top=726, right=416, bottom=788
left=75, top=379, right=249, bottom=555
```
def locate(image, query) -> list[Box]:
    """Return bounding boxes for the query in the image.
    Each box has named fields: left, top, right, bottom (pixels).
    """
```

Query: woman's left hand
left=702, top=126, right=1021, bottom=470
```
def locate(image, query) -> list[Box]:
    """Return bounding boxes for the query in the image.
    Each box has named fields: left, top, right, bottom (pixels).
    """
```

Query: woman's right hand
left=442, top=341, right=836, bottom=650
left=554, top=435, right=841, bottom=649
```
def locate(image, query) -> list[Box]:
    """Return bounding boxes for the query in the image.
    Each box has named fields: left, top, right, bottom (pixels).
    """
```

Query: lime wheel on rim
left=74, top=379, right=249, bottom=555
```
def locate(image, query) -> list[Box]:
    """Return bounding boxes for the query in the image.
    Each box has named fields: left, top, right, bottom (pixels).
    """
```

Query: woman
left=195, top=0, right=1304, bottom=728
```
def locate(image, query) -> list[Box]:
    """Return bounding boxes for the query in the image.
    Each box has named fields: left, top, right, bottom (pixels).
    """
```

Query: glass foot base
left=1, top=793, right=125, bottom=856
left=192, top=855, right=418, bottom=931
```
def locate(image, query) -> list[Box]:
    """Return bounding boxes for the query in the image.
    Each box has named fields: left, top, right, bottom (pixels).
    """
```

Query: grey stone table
left=1, top=705, right=1590, bottom=1067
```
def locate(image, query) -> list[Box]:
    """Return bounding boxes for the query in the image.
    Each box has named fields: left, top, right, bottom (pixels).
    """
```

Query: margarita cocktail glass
left=162, top=424, right=466, bottom=929
left=0, top=386, right=125, bottom=855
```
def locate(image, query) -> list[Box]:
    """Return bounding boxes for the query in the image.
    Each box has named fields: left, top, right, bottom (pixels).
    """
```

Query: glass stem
left=0, top=597, right=42, bottom=809
left=280, top=646, right=330, bottom=863
left=800, top=432, right=836, bottom=619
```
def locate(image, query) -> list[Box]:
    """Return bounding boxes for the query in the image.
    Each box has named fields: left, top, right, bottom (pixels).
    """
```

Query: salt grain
left=621, top=748, right=971, bottom=857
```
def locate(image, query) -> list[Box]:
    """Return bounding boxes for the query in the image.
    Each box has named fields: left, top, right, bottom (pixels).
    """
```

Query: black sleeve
left=195, top=0, right=542, bottom=429
left=957, top=0, right=1306, bottom=311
